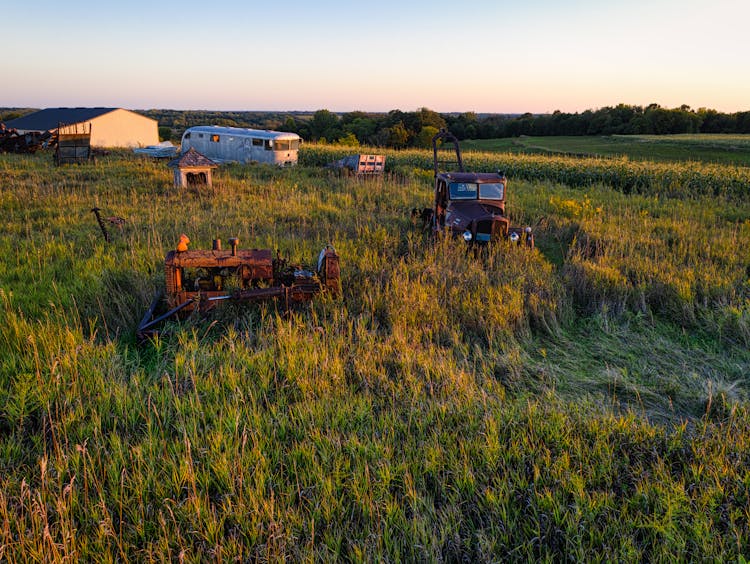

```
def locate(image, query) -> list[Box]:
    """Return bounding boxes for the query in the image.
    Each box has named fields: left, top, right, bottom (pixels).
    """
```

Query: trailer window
left=184, top=132, right=191, bottom=139
left=211, top=134, right=220, bottom=142
left=252, top=138, right=263, bottom=147
left=264, top=140, right=273, bottom=150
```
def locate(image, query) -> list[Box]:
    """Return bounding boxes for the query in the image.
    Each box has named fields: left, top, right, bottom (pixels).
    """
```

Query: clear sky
left=3, top=0, right=749, bottom=114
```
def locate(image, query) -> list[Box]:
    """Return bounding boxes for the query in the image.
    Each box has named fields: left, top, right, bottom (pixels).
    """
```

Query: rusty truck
left=420, top=129, right=534, bottom=248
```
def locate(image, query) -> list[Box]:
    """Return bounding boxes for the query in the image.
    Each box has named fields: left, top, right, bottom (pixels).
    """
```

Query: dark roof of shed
left=4, top=108, right=119, bottom=131
left=168, top=147, right=217, bottom=168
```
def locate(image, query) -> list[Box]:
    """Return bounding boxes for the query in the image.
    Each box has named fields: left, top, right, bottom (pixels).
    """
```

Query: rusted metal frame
left=55, top=121, right=92, bottom=165
left=223, top=282, right=325, bottom=306
left=138, top=281, right=325, bottom=338
left=91, top=207, right=110, bottom=242
left=138, top=290, right=164, bottom=331
left=432, top=128, right=464, bottom=177
left=168, top=248, right=274, bottom=268
left=137, top=296, right=195, bottom=336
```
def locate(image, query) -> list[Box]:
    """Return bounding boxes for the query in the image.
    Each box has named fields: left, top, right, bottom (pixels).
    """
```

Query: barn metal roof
left=5, top=107, right=134, bottom=131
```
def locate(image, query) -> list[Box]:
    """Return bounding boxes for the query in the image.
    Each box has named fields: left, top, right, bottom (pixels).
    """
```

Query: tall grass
left=0, top=149, right=749, bottom=560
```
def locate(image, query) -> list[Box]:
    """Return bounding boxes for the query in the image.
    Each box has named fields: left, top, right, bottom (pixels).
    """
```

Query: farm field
left=461, top=133, right=750, bottom=166
left=1, top=145, right=749, bottom=560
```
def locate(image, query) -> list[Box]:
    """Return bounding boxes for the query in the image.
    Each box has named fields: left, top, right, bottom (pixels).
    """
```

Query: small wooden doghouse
left=168, top=147, right=217, bottom=188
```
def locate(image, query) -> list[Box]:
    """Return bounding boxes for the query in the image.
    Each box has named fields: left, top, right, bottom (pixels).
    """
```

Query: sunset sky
left=3, top=0, right=749, bottom=114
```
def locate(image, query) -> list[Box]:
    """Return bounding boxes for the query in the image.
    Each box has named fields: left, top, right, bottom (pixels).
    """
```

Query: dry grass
left=0, top=148, right=748, bottom=560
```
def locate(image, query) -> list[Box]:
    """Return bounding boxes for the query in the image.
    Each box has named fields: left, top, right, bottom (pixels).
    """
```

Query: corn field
left=302, top=145, right=750, bottom=199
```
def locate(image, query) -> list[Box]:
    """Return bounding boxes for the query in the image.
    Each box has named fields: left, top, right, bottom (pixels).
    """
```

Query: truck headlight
left=463, top=230, right=473, bottom=242
left=509, top=232, right=520, bottom=243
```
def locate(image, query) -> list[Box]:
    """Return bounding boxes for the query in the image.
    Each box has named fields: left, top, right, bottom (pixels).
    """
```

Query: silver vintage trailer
left=180, top=126, right=301, bottom=165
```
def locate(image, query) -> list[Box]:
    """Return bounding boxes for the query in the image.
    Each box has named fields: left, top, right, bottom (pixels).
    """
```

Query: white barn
left=180, top=126, right=301, bottom=166
left=5, top=107, right=159, bottom=148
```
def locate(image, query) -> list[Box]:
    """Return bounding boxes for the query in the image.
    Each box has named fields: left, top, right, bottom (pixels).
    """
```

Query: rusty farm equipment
left=137, top=238, right=341, bottom=339
left=0, top=123, right=52, bottom=154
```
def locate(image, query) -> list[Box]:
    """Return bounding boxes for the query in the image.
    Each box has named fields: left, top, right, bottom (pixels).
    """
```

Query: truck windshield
left=478, top=183, right=504, bottom=200
left=449, top=182, right=478, bottom=200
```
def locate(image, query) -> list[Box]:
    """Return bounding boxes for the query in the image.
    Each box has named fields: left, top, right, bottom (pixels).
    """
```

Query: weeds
left=0, top=149, right=748, bottom=560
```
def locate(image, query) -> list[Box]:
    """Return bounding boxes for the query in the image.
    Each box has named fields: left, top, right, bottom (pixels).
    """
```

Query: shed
left=5, top=107, right=158, bottom=148
left=168, top=148, right=217, bottom=188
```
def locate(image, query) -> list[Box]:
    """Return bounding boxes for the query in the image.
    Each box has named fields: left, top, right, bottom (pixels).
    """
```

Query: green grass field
left=1, top=144, right=749, bottom=560
left=461, top=134, right=750, bottom=166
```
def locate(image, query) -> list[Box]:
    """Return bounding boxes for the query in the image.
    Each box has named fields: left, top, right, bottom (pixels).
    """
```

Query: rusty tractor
left=137, top=237, right=340, bottom=339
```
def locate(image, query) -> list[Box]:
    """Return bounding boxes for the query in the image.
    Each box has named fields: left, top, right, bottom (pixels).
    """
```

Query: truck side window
left=437, top=181, right=447, bottom=208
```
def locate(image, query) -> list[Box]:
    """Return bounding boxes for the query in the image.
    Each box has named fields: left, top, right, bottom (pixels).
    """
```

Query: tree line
left=5, top=104, right=749, bottom=148
left=148, top=104, right=750, bottom=147
left=483, top=104, right=750, bottom=138
left=282, top=104, right=750, bottom=147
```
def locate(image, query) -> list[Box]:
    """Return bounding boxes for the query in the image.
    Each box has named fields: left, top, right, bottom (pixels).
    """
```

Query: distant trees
left=0, top=109, right=31, bottom=122
left=415, top=126, right=440, bottom=148
left=158, top=126, right=172, bottom=141
left=342, top=113, right=378, bottom=144
left=444, top=104, right=750, bottom=139
left=280, top=106, right=449, bottom=148
left=138, top=109, right=301, bottom=136
left=447, top=112, right=479, bottom=139
left=387, top=122, right=409, bottom=148
left=308, top=109, right=342, bottom=143
left=336, top=132, right=360, bottom=147
left=136, top=104, right=750, bottom=150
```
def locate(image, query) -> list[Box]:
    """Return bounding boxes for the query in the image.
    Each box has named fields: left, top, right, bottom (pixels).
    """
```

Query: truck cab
left=431, top=129, right=533, bottom=247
